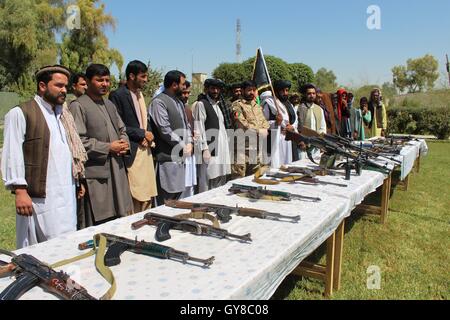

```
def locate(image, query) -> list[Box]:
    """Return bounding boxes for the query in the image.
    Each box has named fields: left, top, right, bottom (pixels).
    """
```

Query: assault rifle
left=78, top=233, right=214, bottom=268
left=229, top=183, right=321, bottom=202
left=285, top=130, right=392, bottom=174
left=324, top=134, right=402, bottom=165
left=0, top=249, right=96, bottom=300
left=280, top=165, right=339, bottom=177
left=165, top=199, right=300, bottom=223
left=266, top=171, right=347, bottom=188
left=131, top=212, right=252, bottom=243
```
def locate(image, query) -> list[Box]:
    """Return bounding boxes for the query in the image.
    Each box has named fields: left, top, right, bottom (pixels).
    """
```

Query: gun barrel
left=265, top=212, right=301, bottom=223
left=167, top=249, right=215, bottom=267
left=290, top=193, right=322, bottom=202
left=207, top=228, right=252, bottom=242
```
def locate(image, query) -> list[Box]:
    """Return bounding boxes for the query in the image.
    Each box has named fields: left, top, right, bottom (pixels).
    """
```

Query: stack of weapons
left=286, top=128, right=401, bottom=175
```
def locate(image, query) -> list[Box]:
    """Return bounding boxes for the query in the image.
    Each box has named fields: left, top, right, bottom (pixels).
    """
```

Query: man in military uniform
left=231, top=80, right=270, bottom=179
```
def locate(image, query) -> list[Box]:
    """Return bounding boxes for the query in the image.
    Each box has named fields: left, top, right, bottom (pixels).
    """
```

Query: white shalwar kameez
left=1, top=95, right=76, bottom=249
left=261, top=91, right=292, bottom=169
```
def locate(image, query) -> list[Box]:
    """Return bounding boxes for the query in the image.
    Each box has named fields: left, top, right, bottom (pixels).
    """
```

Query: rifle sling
left=50, top=234, right=116, bottom=300
left=174, top=212, right=221, bottom=229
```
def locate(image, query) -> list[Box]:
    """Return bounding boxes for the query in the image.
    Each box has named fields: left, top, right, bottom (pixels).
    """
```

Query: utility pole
left=236, top=19, right=241, bottom=63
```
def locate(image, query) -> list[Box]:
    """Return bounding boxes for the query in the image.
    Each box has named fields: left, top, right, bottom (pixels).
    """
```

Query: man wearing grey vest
left=149, top=71, right=193, bottom=205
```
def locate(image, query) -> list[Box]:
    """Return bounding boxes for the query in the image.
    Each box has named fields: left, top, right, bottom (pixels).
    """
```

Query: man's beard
left=244, top=94, right=254, bottom=101
left=278, top=95, right=289, bottom=103
left=44, top=90, right=66, bottom=105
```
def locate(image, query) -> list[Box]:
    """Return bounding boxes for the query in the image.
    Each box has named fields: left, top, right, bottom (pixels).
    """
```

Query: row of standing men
left=1, top=61, right=387, bottom=249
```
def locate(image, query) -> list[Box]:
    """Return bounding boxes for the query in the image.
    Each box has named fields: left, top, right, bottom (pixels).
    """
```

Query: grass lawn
left=273, top=140, right=450, bottom=300
left=0, top=141, right=448, bottom=299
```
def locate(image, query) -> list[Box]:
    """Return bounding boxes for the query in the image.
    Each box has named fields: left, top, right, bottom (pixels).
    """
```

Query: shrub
left=387, top=106, right=450, bottom=139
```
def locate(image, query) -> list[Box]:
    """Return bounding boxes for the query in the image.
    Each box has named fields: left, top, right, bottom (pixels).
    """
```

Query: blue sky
left=103, top=0, right=450, bottom=87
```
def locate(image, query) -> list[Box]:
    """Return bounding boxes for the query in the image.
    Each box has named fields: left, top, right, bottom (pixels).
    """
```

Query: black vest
left=200, top=98, right=220, bottom=157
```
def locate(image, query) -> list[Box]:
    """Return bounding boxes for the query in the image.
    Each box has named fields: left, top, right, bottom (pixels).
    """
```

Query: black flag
left=252, top=47, right=272, bottom=92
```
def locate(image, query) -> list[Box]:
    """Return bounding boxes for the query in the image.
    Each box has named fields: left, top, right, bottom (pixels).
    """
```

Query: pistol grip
left=104, top=242, right=129, bottom=267
left=216, top=210, right=232, bottom=223
left=155, top=222, right=173, bottom=242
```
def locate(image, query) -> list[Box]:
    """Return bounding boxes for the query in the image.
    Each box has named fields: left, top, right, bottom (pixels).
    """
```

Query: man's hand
left=258, top=129, right=268, bottom=138
left=203, top=149, right=211, bottom=164
left=353, top=131, right=359, bottom=140
left=141, top=138, right=149, bottom=148
left=145, top=131, right=154, bottom=143
left=298, top=141, right=308, bottom=151
left=362, top=106, right=368, bottom=115
left=275, top=113, right=283, bottom=126
left=183, top=143, right=193, bottom=157
left=15, top=189, right=33, bottom=216
left=285, top=124, right=295, bottom=133
left=77, top=183, right=86, bottom=200
left=110, top=139, right=129, bottom=155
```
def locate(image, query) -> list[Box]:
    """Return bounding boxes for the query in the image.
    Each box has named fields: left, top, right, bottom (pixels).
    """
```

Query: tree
left=392, top=54, right=439, bottom=93
left=314, top=68, right=337, bottom=92
left=141, top=61, right=163, bottom=101
left=0, top=0, right=65, bottom=95
left=59, top=0, right=123, bottom=74
left=212, top=55, right=313, bottom=94
left=288, top=63, right=314, bottom=92
left=381, top=82, right=397, bottom=99
left=212, top=63, right=246, bottom=85
left=241, top=55, right=291, bottom=84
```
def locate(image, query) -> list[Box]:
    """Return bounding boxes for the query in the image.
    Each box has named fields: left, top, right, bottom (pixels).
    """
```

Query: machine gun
left=165, top=200, right=300, bottom=223
left=323, top=134, right=402, bottom=165
left=0, top=249, right=96, bottom=300
left=78, top=233, right=214, bottom=268
left=131, top=212, right=252, bottom=243
left=285, top=130, right=392, bottom=174
left=229, top=183, right=321, bottom=202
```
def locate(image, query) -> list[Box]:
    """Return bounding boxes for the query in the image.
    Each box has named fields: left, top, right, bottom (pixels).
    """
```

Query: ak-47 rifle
left=78, top=233, right=214, bottom=268
left=285, top=130, right=392, bottom=174
left=267, top=171, right=348, bottom=188
left=0, top=249, right=96, bottom=300
left=165, top=199, right=300, bottom=223
left=323, top=133, right=402, bottom=165
left=229, top=183, right=321, bottom=202
left=131, top=212, right=252, bottom=243
left=280, top=165, right=339, bottom=177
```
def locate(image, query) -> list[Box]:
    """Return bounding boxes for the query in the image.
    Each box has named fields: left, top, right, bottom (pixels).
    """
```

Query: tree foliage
left=141, top=61, right=163, bottom=101
left=0, top=0, right=64, bottom=94
left=59, top=0, right=123, bottom=73
left=392, top=54, right=439, bottom=93
left=314, top=68, right=337, bottom=93
left=212, top=55, right=314, bottom=93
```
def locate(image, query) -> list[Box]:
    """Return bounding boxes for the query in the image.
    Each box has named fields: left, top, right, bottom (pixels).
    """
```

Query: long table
left=0, top=140, right=427, bottom=300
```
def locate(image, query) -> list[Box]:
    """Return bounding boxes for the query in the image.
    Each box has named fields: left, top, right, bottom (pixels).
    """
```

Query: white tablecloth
left=393, top=139, right=428, bottom=180
left=0, top=142, right=425, bottom=300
